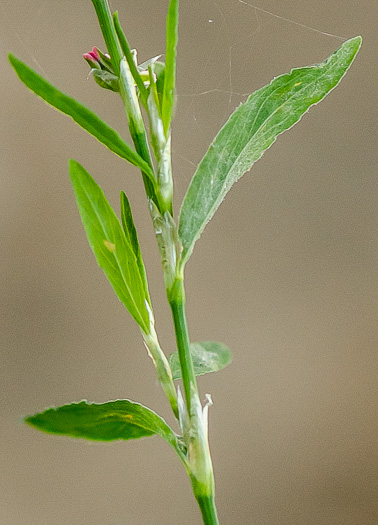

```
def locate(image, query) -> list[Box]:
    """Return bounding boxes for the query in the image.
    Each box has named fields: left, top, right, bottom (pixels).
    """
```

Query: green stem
left=129, top=121, right=159, bottom=209
left=91, top=0, right=162, bottom=211
left=196, top=495, right=220, bottom=525
left=93, top=5, right=218, bottom=523
left=142, top=325, right=178, bottom=419
left=91, top=0, right=123, bottom=75
left=168, top=276, right=219, bottom=524
left=168, top=277, right=198, bottom=412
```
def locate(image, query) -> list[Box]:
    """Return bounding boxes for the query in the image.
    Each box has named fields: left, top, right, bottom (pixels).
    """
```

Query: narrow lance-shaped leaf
left=9, top=54, right=155, bottom=184
left=161, top=0, right=179, bottom=135
left=169, top=341, right=232, bottom=380
left=25, top=400, right=185, bottom=459
left=178, top=36, right=362, bottom=265
left=113, top=11, right=149, bottom=105
left=120, top=191, right=150, bottom=306
left=69, top=160, right=149, bottom=332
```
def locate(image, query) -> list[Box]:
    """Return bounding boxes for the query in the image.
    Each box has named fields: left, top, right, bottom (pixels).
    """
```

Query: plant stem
left=93, top=4, right=219, bottom=522
left=168, top=277, right=198, bottom=412
left=168, top=276, right=219, bottom=524
left=92, top=0, right=162, bottom=211
left=142, top=322, right=178, bottom=419
left=196, top=495, right=220, bottom=525
left=91, top=0, right=123, bottom=75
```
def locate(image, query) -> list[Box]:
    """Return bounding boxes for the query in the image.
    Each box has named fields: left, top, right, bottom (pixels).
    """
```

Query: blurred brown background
left=1, top=1, right=377, bottom=524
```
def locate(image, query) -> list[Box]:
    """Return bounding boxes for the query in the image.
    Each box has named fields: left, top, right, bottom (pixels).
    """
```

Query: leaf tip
left=68, top=158, right=78, bottom=170
left=342, top=35, right=362, bottom=56
left=353, top=35, right=363, bottom=45
left=23, top=412, right=42, bottom=431
left=8, top=52, right=19, bottom=71
left=68, top=159, right=84, bottom=181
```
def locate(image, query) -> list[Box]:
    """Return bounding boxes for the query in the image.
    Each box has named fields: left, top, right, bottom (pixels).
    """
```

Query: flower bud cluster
left=83, top=47, right=119, bottom=92
left=84, top=46, right=165, bottom=95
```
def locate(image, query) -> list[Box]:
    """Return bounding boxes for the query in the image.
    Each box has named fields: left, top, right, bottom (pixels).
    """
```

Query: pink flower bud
left=83, top=47, right=119, bottom=92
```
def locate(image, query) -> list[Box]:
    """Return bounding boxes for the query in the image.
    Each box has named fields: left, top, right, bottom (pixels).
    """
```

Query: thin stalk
left=142, top=303, right=178, bottom=419
left=127, top=115, right=157, bottom=207
left=168, top=277, right=198, bottom=412
left=147, top=68, right=173, bottom=215
left=91, top=0, right=123, bottom=76
left=91, top=0, right=161, bottom=211
left=168, top=276, right=219, bottom=524
left=118, top=56, right=159, bottom=211
left=197, top=496, right=220, bottom=525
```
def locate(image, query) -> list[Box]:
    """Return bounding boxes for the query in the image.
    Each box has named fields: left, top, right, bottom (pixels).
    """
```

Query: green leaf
left=120, top=191, right=150, bottom=306
left=113, top=11, right=149, bottom=105
left=9, top=54, right=155, bottom=183
left=169, top=341, right=232, bottom=380
left=155, top=63, right=166, bottom=108
left=178, top=36, right=362, bottom=265
left=92, top=69, right=120, bottom=92
left=161, top=0, right=179, bottom=135
left=25, top=400, right=179, bottom=450
left=69, top=160, right=149, bottom=332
